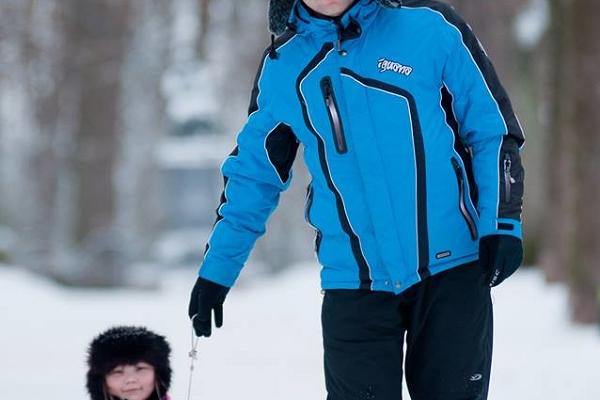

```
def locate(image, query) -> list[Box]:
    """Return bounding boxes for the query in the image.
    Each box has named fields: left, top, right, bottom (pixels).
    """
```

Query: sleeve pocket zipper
left=451, top=158, right=478, bottom=241
left=320, top=77, right=348, bottom=154
left=503, top=153, right=516, bottom=203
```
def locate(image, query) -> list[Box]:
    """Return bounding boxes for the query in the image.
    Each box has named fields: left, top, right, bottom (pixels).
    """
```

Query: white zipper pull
left=503, top=154, right=515, bottom=202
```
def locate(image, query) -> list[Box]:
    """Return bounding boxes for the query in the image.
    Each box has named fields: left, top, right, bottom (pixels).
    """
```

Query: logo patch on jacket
left=436, top=250, right=452, bottom=259
left=377, top=58, right=413, bottom=76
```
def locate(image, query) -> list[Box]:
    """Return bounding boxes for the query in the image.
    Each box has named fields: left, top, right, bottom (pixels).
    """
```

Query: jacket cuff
left=198, top=258, right=239, bottom=288
left=479, top=218, right=522, bottom=239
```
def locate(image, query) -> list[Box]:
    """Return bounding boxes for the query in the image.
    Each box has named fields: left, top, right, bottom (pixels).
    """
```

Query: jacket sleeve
left=440, top=9, right=525, bottom=240
left=199, top=54, right=299, bottom=287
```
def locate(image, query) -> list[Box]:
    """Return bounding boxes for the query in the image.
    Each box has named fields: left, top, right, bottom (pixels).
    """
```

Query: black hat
left=86, top=326, right=172, bottom=400
left=268, top=0, right=403, bottom=35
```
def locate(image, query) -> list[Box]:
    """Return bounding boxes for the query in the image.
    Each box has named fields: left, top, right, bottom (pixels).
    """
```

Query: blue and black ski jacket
left=199, top=0, right=525, bottom=294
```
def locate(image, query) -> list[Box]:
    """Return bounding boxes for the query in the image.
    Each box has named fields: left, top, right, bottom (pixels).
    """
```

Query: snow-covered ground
left=0, top=264, right=598, bottom=399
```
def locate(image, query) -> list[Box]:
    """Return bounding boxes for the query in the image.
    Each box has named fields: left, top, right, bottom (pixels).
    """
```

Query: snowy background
left=1, top=262, right=598, bottom=400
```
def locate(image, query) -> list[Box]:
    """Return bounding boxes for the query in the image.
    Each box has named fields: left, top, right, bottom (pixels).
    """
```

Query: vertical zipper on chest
left=503, top=153, right=515, bottom=203
left=451, top=158, right=478, bottom=240
left=320, top=77, right=348, bottom=154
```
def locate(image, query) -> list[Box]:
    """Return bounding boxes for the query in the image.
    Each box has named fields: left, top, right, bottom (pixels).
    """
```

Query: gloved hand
left=188, top=277, right=230, bottom=337
left=478, top=234, right=523, bottom=287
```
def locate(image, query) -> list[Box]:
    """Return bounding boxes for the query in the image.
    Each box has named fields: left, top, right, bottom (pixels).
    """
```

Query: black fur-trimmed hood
left=86, top=326, right=172, bottom=400
left=269, top=0, right=402, bottom=35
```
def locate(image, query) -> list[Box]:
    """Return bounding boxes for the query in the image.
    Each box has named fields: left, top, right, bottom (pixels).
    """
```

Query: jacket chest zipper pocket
left=320, top=77, right=348, bottom=154
left=503, top=153, right=516, bottom=203
left=451, top=158, right=478, bottom=241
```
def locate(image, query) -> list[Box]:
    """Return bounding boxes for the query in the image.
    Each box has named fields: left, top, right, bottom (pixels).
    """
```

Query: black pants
left=322, top=261, right=493, bottom=400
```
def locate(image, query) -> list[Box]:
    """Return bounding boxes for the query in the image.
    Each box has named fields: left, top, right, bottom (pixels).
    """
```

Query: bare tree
left=1, top=0, right=171, bottom=287
left=196, top=0, right=211, bottom=60
left=48, top=0, right=133, bottom=286
left=537, top=0, right=574, bottom=283
left=538, top=0, right=600, bottom=323
left=115, top=0, right=172, bottom=285
left=568, top=0, right=600, bottom=323
left=0, top=0, right=45, bottom=265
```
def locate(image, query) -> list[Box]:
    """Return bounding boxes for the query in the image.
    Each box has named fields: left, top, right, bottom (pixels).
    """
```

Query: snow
left=0, top=225, right=16, bottom=255
left=162, top=62, right=220, bottom=124
left=155, top=135, right=233, bottom=168
left=153, top=228, right=211, bottom=266
left=0, top=264, right=598, bottom=399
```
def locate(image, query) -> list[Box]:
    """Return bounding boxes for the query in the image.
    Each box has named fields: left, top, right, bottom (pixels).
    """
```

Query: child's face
left=105, top=362, right=156, bottom=400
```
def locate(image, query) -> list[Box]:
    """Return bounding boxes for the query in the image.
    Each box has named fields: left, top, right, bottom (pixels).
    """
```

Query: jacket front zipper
left=503, top=153, right=515, bottom=203
left=320, top=77, right=348, bottom=154
left=451, top=158, right=478, bottom=240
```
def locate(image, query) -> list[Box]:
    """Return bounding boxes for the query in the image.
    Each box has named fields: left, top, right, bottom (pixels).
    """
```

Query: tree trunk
left=0, top=0, right=44, bottom=265
left=46, top=0, right=132, bottom=286
left=195, top=0, right=211, bottom=60
left=537, top=0, right=574, bottom=283
left=114, top=0, right=172, bottom=287
left=568, top=0, right=600, bottom=324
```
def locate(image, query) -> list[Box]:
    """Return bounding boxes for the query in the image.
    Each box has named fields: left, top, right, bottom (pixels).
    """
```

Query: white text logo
left=377, top=58, right=413, bottom=76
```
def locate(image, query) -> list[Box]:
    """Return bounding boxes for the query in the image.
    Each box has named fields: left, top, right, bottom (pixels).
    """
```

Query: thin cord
left=155, top=381, right=162, bottom=400
left=186, top=314, right=200, bottom=400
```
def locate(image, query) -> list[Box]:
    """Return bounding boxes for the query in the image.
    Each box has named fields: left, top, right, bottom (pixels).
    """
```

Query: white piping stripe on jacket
left=405, top=5, right=509, bottom=226
left=300, top=48, right=374, bottom=288
left=404, top=6, right=509, bottom=137
left=204, top=152, right=236, bottom=261
left=439, top=83, right=480, bottom=218
left=494, top=137, right=502, bottom=223
left=342, top=72, right=421, bottom=281
left=304, top=184, right=322, bottom=262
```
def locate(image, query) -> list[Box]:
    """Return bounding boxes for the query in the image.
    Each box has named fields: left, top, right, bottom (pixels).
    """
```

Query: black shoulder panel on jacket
left=403, top=0, right=524, bottom=147
left=265, top=123, right=299, bottom=183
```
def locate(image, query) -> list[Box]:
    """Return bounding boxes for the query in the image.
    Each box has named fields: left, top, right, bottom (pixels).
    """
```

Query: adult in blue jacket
left=189, top=0, right=525, bottom=398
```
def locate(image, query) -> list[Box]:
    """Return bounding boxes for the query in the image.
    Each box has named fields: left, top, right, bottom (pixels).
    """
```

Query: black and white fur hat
left=86, top=326, right=172, bottom=400
left=269, top=0, right=403, bottom=35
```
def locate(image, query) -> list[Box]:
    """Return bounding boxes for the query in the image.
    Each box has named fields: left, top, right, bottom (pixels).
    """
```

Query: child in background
left=86, top=326, right=172, bottom=400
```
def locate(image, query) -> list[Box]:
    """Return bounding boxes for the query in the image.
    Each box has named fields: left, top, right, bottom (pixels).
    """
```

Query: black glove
left=188, top=277, right=230, bottom=337
left=478, top=234, right=523, bottom=287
